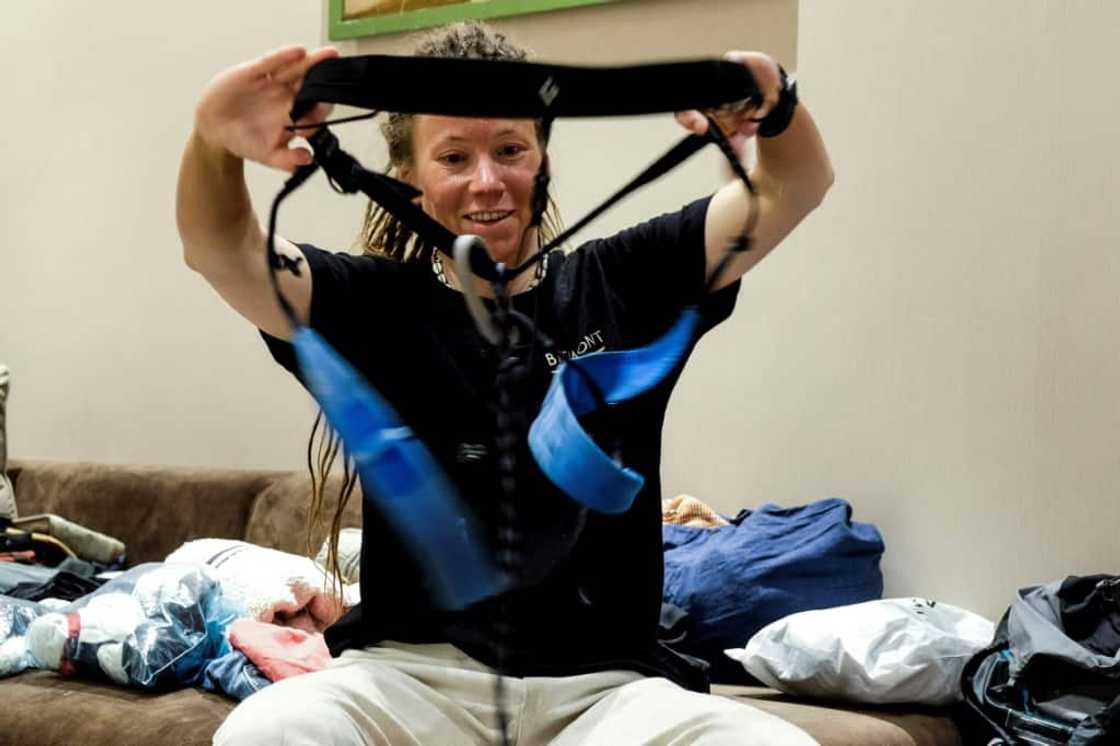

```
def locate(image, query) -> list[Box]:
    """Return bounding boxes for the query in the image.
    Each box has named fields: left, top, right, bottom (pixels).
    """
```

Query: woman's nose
left=469, top=157, right=503, bottom=194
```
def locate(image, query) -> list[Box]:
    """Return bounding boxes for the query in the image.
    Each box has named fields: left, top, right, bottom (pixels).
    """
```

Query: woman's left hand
left=674, top=51, right=784, bottom=154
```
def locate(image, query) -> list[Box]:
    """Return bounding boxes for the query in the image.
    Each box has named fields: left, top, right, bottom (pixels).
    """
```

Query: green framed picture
left=328, top=0, right=624, bottom=41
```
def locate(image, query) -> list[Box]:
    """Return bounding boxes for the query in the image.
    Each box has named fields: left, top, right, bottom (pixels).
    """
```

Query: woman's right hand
left=193, top=45, right=339, bottom=172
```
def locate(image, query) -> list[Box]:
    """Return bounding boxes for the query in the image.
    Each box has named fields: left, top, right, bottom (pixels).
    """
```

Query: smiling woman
left=181, top=11, right=833, bottom=743
left=358, top=24, right=564, bottom=296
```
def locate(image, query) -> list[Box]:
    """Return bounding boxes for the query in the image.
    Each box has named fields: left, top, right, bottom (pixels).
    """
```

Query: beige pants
left=213, top=641, right=818, bottom=746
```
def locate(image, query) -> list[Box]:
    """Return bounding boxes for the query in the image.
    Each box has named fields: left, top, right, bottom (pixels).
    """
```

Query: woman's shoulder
left=296, top=242, right=425, bottom=289
left=554, top=196, right=712, bottom=268
left=298, top=242, right=411, bottom=272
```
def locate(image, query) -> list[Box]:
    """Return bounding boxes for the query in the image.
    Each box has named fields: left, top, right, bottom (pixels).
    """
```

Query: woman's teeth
left=467, top=210, right=512, bottom=225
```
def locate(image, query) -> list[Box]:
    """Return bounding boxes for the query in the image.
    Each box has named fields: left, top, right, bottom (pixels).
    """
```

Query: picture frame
left=328, top=0, right=625, bottom=41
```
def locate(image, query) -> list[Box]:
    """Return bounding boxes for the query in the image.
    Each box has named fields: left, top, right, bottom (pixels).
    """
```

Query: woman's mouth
left=464, top=210, right=514, bottom=227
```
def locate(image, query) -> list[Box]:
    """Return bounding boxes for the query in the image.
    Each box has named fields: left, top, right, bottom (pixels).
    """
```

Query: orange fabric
left=661, top=495, right=729, bottom=528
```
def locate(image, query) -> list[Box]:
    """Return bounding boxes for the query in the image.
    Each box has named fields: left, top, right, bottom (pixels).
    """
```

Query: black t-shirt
left=262, top=196, right=739, bottom=690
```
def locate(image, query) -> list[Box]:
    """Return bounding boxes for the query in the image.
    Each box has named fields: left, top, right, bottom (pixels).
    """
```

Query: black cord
left=266, top=163, right=320, bottom=329
left=285, top=111, right=379, bottom=131
left=489, top=266, right=520, bottom=746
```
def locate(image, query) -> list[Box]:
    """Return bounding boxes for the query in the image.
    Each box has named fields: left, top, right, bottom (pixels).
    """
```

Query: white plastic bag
left=724, top=598, right=995, bottom=706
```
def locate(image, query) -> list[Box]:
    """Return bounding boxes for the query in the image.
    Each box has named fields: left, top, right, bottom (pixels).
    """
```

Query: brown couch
left=1, top=460, right=963, bottom=746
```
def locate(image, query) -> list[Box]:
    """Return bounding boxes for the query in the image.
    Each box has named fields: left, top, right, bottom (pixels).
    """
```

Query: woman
left=178, top=22, right=832, bottom=746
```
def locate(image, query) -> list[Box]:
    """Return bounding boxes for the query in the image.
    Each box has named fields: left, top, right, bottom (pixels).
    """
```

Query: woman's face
left=405, top=115, right=543, bottom=266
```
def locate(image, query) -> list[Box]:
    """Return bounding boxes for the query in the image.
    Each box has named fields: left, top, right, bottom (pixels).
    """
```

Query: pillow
left=0, top=365, right=15, bottom=520
left=724, top=598, right=996, bottom=706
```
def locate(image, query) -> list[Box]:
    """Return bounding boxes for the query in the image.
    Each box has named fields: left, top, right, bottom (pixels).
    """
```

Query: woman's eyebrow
left=435, top=128, right=528, bottom=146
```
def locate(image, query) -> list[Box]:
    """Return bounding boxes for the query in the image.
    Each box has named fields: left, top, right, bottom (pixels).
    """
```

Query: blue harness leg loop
left=528, top=308, right=701, bottom=513
left=290, top=327, right=505, bottom=610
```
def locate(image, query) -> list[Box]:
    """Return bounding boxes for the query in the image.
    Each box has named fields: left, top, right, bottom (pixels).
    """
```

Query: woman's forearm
left=176, top=130, right=262, bottom=273
left=753, top=102, right=835, bottom=211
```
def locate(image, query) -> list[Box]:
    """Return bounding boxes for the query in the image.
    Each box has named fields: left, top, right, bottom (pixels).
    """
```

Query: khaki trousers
left=213, top=641, right=818, bottom=745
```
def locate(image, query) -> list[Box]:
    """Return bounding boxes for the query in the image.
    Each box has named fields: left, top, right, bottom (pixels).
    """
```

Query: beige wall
left=663, top=0, right=1119, bottom=620
left=3, top=0, right=1116, bottom=620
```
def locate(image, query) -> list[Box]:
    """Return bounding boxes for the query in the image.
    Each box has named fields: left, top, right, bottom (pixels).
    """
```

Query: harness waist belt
left=292, top=56, right=760, bottom=121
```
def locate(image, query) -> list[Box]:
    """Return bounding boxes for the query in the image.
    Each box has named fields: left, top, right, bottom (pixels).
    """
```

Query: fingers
left=727, top=131, right=751, bottom=160
left=292, top=102, right=335, bottom=130
left=724, top=50, right=781, bottom=120
left=270, top=144, right=314, bottom=174
left=248, top=46, right=308, bottom=80
left=273, top=46, right=339, bottom=86
left=674, top=110, right=709, bottom=136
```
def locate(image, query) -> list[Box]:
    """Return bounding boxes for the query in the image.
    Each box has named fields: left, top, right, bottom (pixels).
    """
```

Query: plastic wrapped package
left=0, top=596, right=47, bottom=677
left=26, top=562, right=238, bottom=689
left=725, top=598, right=995, bottom=705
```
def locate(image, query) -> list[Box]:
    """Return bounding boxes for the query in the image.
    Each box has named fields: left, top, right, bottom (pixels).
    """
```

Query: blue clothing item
left=662, top=498, right=884, bottom=679
left=0, top=563, right=54, bottom=594
left=201, top=649, right=272, bottom=701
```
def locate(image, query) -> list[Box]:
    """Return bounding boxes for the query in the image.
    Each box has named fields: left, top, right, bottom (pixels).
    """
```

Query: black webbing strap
left=291, top=56, right=759, bottom=121
left=530, top=133, right=711, bottom=266
left=303, top=126, right=465, bottom=257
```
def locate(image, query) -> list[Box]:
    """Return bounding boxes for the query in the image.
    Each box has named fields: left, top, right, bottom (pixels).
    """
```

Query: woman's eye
left=499, top=144, right=526, bottom=158
left=440, top=153, right=466, bottom=165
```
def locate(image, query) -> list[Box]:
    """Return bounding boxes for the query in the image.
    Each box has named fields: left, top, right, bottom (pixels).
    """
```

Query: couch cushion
left=243, top=472, right=361, bottom=557
left=8, top=461, right=281, bottom=563
left=0, top=674, right=961, bottom=746
left=0, top=670, right=234, bottom=746
left=713, top=685, right=962, bottom=746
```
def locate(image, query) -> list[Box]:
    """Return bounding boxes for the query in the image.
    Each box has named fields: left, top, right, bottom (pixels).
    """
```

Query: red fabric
left=59, top=612, right=81, bottom=677
left=228, top=618, right=332, bottom=682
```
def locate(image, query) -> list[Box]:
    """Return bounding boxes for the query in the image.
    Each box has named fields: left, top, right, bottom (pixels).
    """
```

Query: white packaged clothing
left=725, top=598, right=995, bottom=706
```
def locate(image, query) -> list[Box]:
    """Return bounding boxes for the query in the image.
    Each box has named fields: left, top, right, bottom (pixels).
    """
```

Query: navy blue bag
left=662, top=497, right=885, bottom=682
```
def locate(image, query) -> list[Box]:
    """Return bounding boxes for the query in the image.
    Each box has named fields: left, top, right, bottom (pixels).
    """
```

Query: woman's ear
left=530, top=154, right=552, bottom=227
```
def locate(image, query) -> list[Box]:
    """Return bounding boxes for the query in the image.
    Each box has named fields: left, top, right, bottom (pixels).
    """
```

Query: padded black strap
left=535, top=134, right=710, bottom=257
left=291, top=56, right=759, bottom=121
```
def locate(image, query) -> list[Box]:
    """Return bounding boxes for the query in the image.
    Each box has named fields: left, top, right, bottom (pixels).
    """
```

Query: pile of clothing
left=1, top=536, right=361, bottom=698
left=661, top=493, right=997, bottom=707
